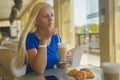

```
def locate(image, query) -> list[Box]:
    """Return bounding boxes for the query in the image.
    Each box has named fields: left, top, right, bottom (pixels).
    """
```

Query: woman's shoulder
left=26, top=33, right=39, bottom=42
left=27, top=33, right=34, bottom=37
left=52, top=35, right=58, bottom=39
left=26, top=33, right=36, bottom=39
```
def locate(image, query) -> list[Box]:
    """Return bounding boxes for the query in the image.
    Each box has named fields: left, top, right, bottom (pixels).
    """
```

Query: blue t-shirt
left=25, top=33, right=60, bottom=74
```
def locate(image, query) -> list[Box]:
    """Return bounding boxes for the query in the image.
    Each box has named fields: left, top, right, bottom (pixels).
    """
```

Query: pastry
left=80, top=68, right=95, bottom=79
left=74, top=71, right=86, bottom=80
left=68, top=68, right=95, bottom=80
left=68, top=69, right=78, bottom=77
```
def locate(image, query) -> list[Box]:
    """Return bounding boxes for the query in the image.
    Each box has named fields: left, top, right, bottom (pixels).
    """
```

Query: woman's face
left=36, top=6, right=54, bottom=30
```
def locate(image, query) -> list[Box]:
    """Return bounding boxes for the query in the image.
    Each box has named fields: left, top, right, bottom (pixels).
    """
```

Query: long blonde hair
left=15, top=2, right=51, bottom=68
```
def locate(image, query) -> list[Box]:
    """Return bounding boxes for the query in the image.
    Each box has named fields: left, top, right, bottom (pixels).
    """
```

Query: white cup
left=102, top=62, right=120, bottom=80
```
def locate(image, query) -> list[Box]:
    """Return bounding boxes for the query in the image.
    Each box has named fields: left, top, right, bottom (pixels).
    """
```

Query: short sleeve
left=26, top=39, right=36, bottom=50
left=26, top=34, right=36, bottom=50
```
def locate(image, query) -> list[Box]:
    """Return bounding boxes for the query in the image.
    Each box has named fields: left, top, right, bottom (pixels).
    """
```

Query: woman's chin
left=49, top=26, right=53, bottom=28
left=48, top=24, right=53, bottom=27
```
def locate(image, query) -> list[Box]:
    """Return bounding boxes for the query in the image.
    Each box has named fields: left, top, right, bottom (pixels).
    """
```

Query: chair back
left=2, top=42, right=17, bottom=49
left=69, top=45, right=89, bottom=67
left=0, top=48, right=26, bottom=79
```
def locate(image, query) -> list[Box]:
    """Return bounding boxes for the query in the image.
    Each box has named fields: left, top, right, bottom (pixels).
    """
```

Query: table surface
left=17, top=66, right=105, bottom=80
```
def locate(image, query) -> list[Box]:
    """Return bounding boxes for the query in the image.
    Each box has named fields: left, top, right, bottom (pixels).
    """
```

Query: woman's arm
left=27, top=40, right=47, bottom=75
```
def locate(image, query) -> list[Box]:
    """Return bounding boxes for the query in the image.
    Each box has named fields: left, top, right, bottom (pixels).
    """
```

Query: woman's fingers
left=40, top=27, right=60, bottom=37
left=53, top=28, right=60, bottom=35
left=67, top=52, right=73, bottom=61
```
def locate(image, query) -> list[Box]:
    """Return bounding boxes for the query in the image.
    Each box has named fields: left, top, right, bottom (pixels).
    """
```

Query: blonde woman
left=16, top=2, right=67, bottom=75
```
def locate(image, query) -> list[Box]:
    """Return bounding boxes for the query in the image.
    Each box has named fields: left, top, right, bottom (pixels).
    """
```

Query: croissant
left=68, top=69, right=78, bottom=77
left=80, top=68, right=95, bottom=79
left=68, top=68, right=95, bottom=80
left=74, top=71, right=87, bottom=80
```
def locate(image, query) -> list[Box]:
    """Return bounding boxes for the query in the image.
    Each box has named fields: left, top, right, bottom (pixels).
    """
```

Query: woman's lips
left=49, top=23, right=53, bottom=25
left=48, top=23, right=53, bottom=26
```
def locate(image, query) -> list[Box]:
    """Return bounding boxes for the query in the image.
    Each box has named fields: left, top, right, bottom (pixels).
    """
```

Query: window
left=74, top=0, right=100, bottom=67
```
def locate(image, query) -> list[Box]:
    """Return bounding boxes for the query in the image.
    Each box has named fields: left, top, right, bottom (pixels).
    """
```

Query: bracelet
left=38, top=44, right=47, bottom=48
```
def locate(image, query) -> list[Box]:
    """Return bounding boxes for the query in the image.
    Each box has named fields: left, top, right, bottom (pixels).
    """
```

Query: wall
left=115, top=0, right=120, bottom=63
left=99, top=0, right=114, bottom=64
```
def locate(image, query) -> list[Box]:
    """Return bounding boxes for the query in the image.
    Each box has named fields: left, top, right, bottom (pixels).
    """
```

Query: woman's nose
left=48, top=16, right=53, bottom=21
left=48, top=17, right=52, bottom=21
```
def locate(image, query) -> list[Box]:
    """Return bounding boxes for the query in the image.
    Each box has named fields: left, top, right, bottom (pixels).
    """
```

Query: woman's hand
left=57, top=62, right=67, bottom=68
left=53, top=28, right=60, bottom=35
left=38, top=27, right=54, bottom=43
left=67, top=51, right=73, bottom=62
left=57, top=52, right=73, bottom=68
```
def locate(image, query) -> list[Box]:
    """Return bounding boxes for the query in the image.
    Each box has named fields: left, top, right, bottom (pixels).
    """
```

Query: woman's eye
left=43, top=15, right=48, bottom=18
left=51, top=14, right=54, bottom=17
left=43, top=14, right=54, bottom=18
